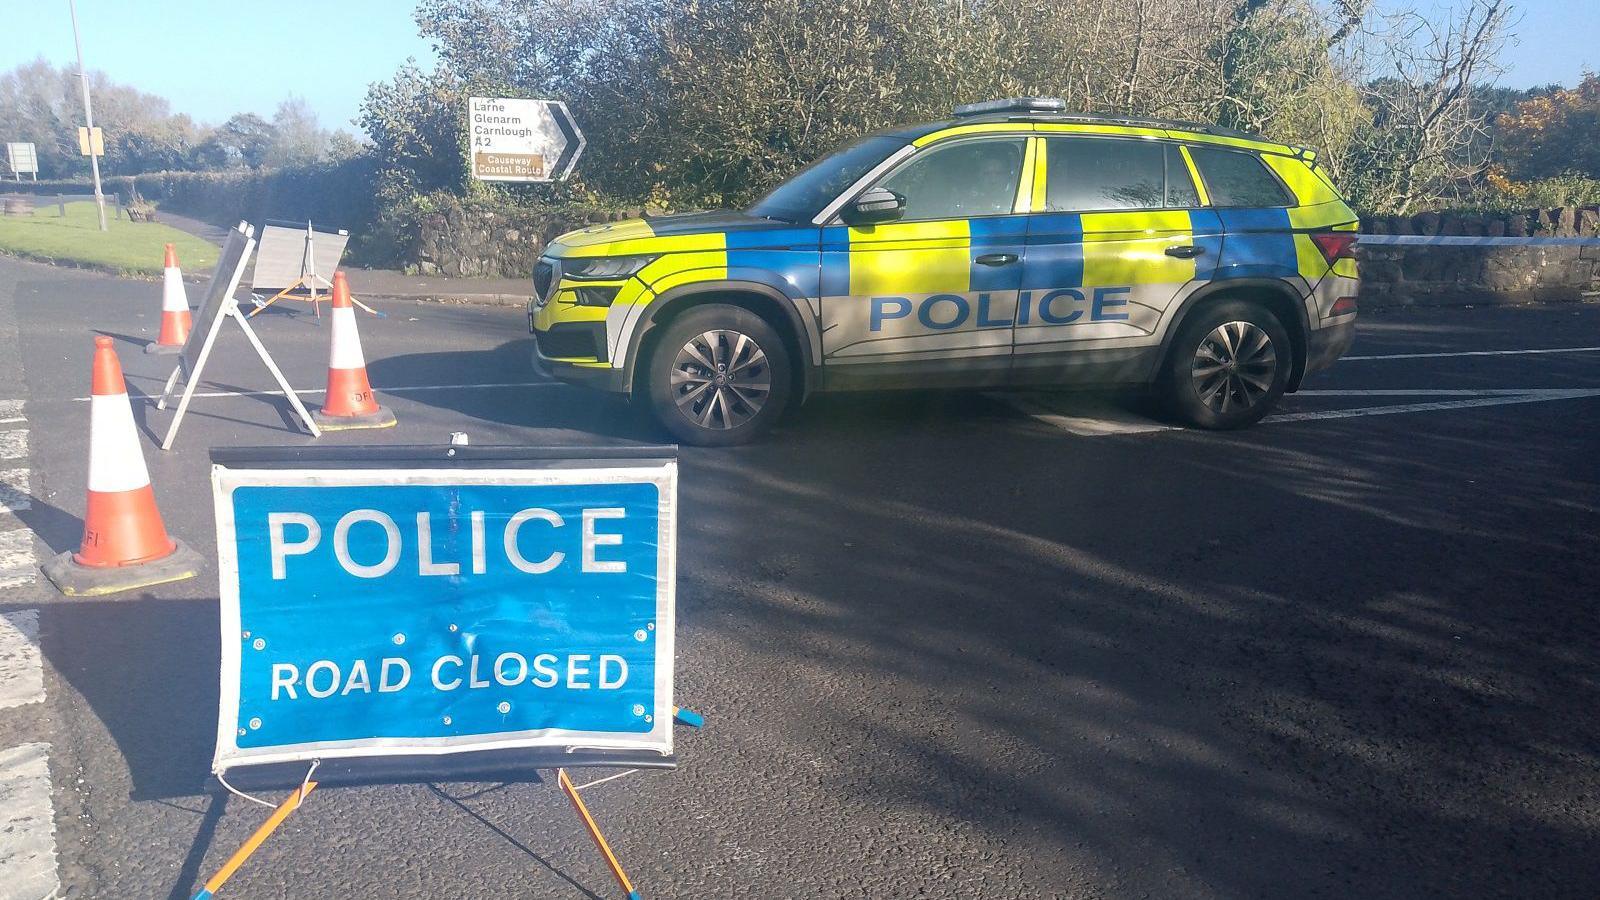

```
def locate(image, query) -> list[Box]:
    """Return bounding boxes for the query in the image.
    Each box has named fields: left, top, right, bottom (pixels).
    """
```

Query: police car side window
left=877, top=138, right=1026, bottom=221
left=1044, top=137, right=1169, bottom=211
left=1187, top=145, right=1292, bottom=207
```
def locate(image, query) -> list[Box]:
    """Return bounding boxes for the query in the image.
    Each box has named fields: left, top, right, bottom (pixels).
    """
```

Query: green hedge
left=3, top=156, right=380, bottom=254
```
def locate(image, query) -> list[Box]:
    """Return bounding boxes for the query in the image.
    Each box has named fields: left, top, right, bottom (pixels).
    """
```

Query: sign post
left=68, top=0, right=108, bottom=232
left=468, top=97, right=585, bottom=182
left=191, top=444, right=693, bottom=899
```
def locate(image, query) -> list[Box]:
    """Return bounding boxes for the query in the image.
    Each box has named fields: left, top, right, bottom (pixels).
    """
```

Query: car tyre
left=1160, top=299, right=1291, bottom=429
left=644, top=304, right=792, bottom=446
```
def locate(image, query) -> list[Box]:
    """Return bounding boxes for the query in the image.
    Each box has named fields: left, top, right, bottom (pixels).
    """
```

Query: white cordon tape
left=1357, top=234, right=1600, bottom=247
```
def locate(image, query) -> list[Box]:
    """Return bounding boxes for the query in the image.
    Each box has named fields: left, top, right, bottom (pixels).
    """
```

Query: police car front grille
left=537, top=323, right=606, bottom=361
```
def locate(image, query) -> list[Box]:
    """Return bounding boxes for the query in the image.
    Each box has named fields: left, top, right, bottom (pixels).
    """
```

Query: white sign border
left=209, top=464, right=677, bottom=774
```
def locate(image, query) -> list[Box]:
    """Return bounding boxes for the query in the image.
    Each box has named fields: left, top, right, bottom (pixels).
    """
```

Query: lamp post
left=68, top=0, right=107, bottom=232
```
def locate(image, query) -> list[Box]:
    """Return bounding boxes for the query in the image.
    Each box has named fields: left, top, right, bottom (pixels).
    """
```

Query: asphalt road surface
left=0, top=253, right=1597, bottom=899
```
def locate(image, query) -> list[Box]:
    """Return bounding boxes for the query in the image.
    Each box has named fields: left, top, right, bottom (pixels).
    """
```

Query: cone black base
left=312, top=406, right=397, bottom=431
left=42, top=539, right=202, bottom=597
left=144, top=341, right=183, bottom=355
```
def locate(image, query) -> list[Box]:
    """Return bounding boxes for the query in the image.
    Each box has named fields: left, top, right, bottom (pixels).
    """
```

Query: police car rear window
left=1187, top=145, right=1293, bottom=207
left=1044, top=137, right=1166, bottom=211
left=1041, top=138, right=1202, bottom=211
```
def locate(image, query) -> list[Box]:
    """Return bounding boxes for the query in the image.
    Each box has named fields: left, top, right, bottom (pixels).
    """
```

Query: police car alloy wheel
left=1160, top=300, right=1290, bottom=429
left=1192, top=321, right=1277, bottom=415
left=645, top=304, right=792, bottom=446
left=671, top=329, right=771, bottom=429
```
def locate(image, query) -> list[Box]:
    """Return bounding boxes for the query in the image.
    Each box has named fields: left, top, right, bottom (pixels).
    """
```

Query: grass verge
left=0, top=200, right=218, bottom=276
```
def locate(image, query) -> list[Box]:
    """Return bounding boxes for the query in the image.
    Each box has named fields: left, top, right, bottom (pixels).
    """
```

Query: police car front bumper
left=530, top=324, right=631, bottom=393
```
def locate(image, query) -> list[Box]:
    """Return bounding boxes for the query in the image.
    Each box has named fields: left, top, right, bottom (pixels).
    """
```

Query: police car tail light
left=566, top=255, right=657, bottom=280
left=1330, top=297, right=1358, bottom=316
left=1310, top=232, right=1358, bottom=264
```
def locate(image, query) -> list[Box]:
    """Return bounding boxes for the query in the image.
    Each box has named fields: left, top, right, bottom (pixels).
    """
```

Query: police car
left=530, top=97, right=1359, bottom=445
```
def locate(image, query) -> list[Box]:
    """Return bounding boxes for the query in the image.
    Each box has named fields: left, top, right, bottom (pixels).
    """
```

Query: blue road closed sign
left=209, top=451, right=676, bottom=776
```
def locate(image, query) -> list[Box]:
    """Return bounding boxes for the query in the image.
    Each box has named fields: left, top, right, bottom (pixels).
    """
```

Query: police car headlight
left=565, top=255, right=657, bottom=280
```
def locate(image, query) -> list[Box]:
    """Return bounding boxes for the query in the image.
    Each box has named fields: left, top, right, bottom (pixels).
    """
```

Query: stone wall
left=406, top=195, right=640, bottom=278
left=1358, top=207, right=1600, bottom=306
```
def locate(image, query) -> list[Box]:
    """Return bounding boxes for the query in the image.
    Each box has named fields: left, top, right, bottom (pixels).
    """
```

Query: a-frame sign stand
left=156, top=223, right=321, bottom=450
left=247, top=221, right=380, bottom=320
left=190, top=711, right=706, bottom=899
left=247, top=220, right=332, bottom=320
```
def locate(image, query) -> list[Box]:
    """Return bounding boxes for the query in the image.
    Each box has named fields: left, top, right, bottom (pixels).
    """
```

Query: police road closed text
left=265, top=505, right=630, bottom=579
left=211, top=467, right=677, bottom=768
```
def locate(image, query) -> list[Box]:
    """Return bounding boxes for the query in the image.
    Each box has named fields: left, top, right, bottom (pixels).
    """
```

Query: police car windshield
left=748, top=136, right=905, bottom=223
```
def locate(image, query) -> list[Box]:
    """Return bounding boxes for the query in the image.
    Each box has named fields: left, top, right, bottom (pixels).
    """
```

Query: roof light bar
left=953, top=97, right=1067, bottom=117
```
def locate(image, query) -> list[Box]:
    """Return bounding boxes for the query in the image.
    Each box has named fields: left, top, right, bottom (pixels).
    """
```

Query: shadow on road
left=365, top=339, right=662, bottom=443
left=40, top=597, right=220, bottom=800
left=662, top=404, right=1600, bottom=897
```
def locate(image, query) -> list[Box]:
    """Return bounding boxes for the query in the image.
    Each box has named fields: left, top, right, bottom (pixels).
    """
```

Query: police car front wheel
left=1160, top=300, right=1290, bottom=429
left=644, top=305, right=792, bottom=446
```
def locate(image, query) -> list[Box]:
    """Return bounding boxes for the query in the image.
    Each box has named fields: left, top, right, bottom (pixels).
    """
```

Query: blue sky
left=1, top=0, right=436, bottom=132
left=1, top=0, right=1594, bottom=136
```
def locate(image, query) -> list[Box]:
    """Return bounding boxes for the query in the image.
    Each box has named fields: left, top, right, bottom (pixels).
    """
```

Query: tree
left=376, top=0, right=1513, bottom=214
left=265, top=96, right=331, bottom=167
left=195, top=113, right=277, bottom=169
left=1495, top=73, right=1600, bottom=180
left=360, top=62, right=472, bottom=200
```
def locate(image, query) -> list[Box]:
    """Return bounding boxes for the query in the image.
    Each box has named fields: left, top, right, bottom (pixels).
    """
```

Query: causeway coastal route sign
left=468, top=97, right=585, bottom=183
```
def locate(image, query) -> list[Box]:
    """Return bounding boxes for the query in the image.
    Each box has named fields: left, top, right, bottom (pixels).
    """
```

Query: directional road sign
left=467, top=97, right=585, bottom=183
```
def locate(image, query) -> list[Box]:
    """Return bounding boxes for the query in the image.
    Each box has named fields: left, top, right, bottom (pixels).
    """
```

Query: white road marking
left=72, top=379, right=563, bottom=402
left=0, top=430, right=27, bottom=459
left=0, top=400, right=19, bottom=418
left=1343, top=346, right=1600, bottom=361
left=0, top=470, right=29, bottom=514
left=0, top=418, right=21, bottom=426
left=1296, top=389, right=1539, bottom=396
left=1264, top=389, right=1600, bottom=423
left=0, top=742, right=59, bottom=900
left=0, top=530, right=34, bottom=590
left=1005, top=388, right=1600, bottom=434
left=0, top=610, right=42, bottom=710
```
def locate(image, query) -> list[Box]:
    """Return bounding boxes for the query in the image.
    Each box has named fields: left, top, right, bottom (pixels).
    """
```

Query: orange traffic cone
left=312, top=271, right=395, bottom=431
left=144, top=243, right=191, bottom=355
left=43, top=336, right=200, bottom=596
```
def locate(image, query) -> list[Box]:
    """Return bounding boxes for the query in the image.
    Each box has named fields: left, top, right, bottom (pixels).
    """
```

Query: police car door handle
left=1165, top=245, right=1205, bottom=259
left=976, top=253, right=1018, bottom=266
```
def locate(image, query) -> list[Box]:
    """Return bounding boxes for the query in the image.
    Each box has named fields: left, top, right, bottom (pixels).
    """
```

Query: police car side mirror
left=842, top=187, right=905, bottom=226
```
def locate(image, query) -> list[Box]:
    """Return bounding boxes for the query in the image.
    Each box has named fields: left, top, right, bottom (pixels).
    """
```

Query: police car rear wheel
left=645, top=305, right=791, bottom=445
left=1162, top=301, right=1289, bottom=429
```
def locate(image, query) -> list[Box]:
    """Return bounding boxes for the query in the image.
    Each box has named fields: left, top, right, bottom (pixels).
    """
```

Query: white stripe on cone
left=328, top=306, right=366, bottom=370
left=161, top=266, right=188, bottom=312
left=86, top=392, right=152, bottom=494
